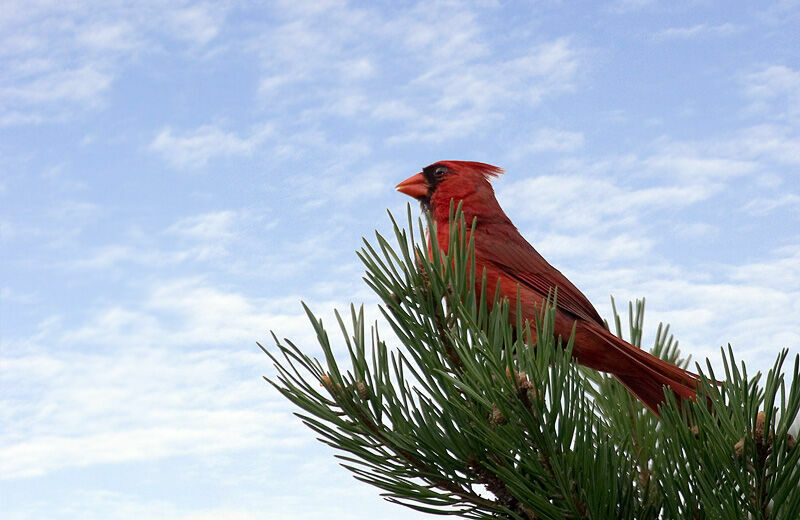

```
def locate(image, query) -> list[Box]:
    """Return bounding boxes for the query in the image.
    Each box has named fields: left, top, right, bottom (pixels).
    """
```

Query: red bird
left=396, top=160, right=698, bottom=415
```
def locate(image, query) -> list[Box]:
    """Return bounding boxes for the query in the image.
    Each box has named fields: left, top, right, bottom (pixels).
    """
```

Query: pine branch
left=263, top=205, right=800, bottom=519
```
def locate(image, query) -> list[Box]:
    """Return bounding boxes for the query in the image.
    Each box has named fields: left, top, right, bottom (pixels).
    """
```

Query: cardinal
left=396, top=160, right=698, bottom=415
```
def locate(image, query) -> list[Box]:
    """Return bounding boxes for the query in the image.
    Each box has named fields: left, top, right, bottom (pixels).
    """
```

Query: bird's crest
left=442, top=161, right=505, bottom=181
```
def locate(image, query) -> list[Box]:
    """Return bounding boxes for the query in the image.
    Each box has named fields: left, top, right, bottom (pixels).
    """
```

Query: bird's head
left=396, top=160, right=506, bottom=223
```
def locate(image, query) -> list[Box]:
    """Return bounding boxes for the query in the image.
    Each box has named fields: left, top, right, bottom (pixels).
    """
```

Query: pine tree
left=262, top=206, right=800, bottom=519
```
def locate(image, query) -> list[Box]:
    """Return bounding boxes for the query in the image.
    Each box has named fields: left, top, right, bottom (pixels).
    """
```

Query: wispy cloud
left=70, top=209, right=277, bottom=271
left=725, top=124, right=800, bottom=165
left=0, top=286, right=38, bottom=304
left=8, top=489, right=269, bottom=520
left=71, top=242, right=228, bottom=270
left=744, top=64, right=800, bottom=120
left=554, top=238, right=800, bottom=372
left=2, top=64, right=112, bottom=105
left=510, top=128, right=585, bottom=157
left=0, top=1, right=229, bottom=125
left=291, top=161, right=403, bottom=209
left=384, top=38, right=582, bottom=143
left=499, top=174, right=713, bottom=232
left=730, top=245, right=800, bottom=290
left=74, top=21, right=141, bottom=51
left=149, top=124, right=273, bottom=169
left=499, top=125, right=771, bottom=229
left=642, top=151, right=756, bottom=180
left=167, top=3, right=223, bottom=45
left=167, top=211, right=239, bottom=241
left=744, top=193, right=800, bottom=215
left=0, top=278, right=325, bottom=480
left=608, top=0, right=656, bottom=14
left=638, top=276, right=799, bottom=363
left=254, top=2, right=582, bottom=144
left=493, top=123, right=800, bottom=367
left=0, top=63, right=113, bottom=125
left=653, top=23, right=740, bottom=41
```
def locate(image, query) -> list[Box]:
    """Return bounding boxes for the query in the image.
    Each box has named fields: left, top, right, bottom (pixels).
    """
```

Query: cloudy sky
left=2, top=0, right=799, bottom=518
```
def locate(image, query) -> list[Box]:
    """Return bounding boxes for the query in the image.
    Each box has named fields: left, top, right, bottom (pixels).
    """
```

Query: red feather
left=398, top=161, right=699, bottom=415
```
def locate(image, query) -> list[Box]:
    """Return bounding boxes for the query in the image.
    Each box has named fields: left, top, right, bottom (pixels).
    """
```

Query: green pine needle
left=263, top=205, right=800, bottom=520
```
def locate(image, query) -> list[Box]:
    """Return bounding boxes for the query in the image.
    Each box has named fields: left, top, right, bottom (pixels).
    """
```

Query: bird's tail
left=578, top=324, right=699, bottom=416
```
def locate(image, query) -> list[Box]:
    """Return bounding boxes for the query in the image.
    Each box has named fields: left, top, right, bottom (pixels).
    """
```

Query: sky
left=1, top=0, right=799, bottom=518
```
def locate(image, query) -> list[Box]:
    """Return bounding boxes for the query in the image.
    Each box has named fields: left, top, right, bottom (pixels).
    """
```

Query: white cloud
left=638, top=275, right=800, bottom=366
left=744, top=193, right=800, bottom=215
left=0, top=412, right=301, bottom=479
left=0, top=1, right=230, bottom=125
left=533, top=230, right=655, bottom=263
left=0, top=219, right=16, bottom=241
left=729, top=245, right=800, bottom=291
left=168, top=4, right=222, bottom=45
left=252, top=1, right=380, bottom=103
left=5, top=475, right=416, bottom=520
left=149, top=124, right=273, bottom=169
left=72, top=243, right=228, bottom=269
left=290, top=160, right=402, bottom=210
left=562, top=242, right=800, bottom=376
left=72, top=491, right=267, bottom=520
left=727, top=124, right=800, bottom=165
left=254, top=2, right=582, bottom=144
left=63, top=209, right=314, bottom=283
left=498, top=174, right=714, bottom=231
left=72, top=244, right=143, bottom=269
left=76, top=22, right=140, bottom=51
left=386, top=38, right=582, bottom=143
left=4, top=64, right=111, bottom=105
left=71, top=210, right=260, bottom=270
left=642, top=144, right=758, bottom=180
left=511, top=128, right=585, bottom=156
left=0, top=278, right=336, bottom=480
left=608, top=0, right=656, bottom=13
left=653, top=23, right=740, bottom=41
left=490, top=132, right=800, bottom=371
left=0, top=286, right=39, bottom=304
left=744, top=64, right=800, bottom=120
left=620, top=125, right=800, bottom=179
left=671, top=221, right=717, bottom=239
left=167, top=211, right=239, bottom=241
left=492, top=153, right=727, bottom=274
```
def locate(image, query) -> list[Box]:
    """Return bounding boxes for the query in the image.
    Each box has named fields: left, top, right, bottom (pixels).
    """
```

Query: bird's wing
left=475, top=226, right=605, bottom=327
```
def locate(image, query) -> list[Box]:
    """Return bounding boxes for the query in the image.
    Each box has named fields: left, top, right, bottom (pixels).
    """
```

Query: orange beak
left=395, top=172, right=429, bottom=199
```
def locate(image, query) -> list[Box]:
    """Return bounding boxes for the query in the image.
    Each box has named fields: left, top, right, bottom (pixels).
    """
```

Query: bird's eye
left=434, top=167, right=447, bottom=178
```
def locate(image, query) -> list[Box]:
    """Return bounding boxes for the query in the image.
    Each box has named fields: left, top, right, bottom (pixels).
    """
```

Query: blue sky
left=2, top=0, right=800, bottom=518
